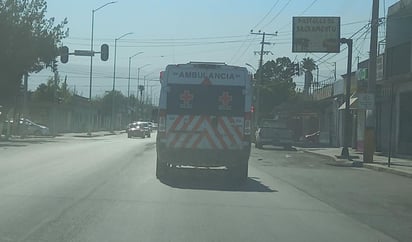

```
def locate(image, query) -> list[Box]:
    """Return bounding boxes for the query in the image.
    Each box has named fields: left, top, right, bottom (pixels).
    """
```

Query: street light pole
left=340, top=38, right=353, bottom=160
left=136, top=64, right=150, bottom=102
left=148, top=85, right=157, bottom=105
left=88, top=1, right=116, bottom=135
left=112, top=32, right=133, bottom=92
left=111, top=32, right=132, bottom=132
left=142, top=69, right=158, bottom=104
left=127, top=52, right=143, bottom=123
left=128, top=52, right=143, bottom=98
left=143, top=75, right=147, bottom=104
left=144, top=75, right=152, bottom=104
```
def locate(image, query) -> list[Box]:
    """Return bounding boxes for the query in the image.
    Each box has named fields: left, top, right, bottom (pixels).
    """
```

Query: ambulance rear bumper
left=156, top=142, right=251, bottom=167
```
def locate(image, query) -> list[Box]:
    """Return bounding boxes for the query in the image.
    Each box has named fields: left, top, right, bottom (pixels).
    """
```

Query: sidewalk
left=59, top=130, right=122, bottom=138
left=299, top=146, right=412, bottom=179
left=1, top=130, right=123, bottom=140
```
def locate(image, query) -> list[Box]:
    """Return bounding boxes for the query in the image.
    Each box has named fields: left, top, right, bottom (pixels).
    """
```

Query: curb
left=299, top=149, right=347, bottom=164
left=362, top=163, right=412, bottom=179
left=74, top=132, right=120, bottom=138
left=66, top=131, right=123, bottom=138
left=73, top=135, right=102, bottom=138
left=300, top=149, right=412, bottom=179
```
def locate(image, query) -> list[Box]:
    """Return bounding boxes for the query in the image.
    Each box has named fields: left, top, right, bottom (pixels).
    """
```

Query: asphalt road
left=0, top=134, right=410, bottom=242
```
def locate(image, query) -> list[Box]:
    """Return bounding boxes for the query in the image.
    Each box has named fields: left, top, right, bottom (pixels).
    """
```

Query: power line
left=64, top=39, right=260, bottom=48
left=68, top=34, right=249, bottom=42
left=230, top=34, right=257, bottom=64
left=251, top=0, right=281, bottom=30
left=299, top=0, right=319, bottom=15
left=262, top=0, right=292, bottom=30
left=315, top=23, right=371, bottom=64
left=353, top=27, right=371, bottom=61
left=278, top=19, right=370, bottom=37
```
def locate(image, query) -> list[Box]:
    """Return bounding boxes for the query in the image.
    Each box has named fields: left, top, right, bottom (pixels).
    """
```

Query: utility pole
left=23, top=73, right=28, bottom=118
left=52, top=70, right=58, bottom=136
left=250, top=31, right=277, bottom=127
left=340, top=38, right=353, bottom=159
left=364, top=0, right=379, bottom=163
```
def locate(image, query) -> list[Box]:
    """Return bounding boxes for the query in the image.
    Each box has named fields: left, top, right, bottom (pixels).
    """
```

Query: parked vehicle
left=255, top=119, right=294, bottom=150
left=2, top=118, right=50, bottom=136
left=18, top=118, right=50, bottom=136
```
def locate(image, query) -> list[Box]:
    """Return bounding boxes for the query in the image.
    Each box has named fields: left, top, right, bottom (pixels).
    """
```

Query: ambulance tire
left=230, top=159, right=248, bottom=183
left=156, top=157, right=168, bottom=179
left=238, top=159, right=249, bottom=182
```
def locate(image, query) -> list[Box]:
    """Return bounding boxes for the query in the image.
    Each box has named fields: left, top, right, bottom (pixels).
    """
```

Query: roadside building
left=378, top=0, right=412, bottom=155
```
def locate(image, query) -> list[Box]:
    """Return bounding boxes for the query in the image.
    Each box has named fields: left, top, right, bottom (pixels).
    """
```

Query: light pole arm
left=95, top=1, right=117, bottom=12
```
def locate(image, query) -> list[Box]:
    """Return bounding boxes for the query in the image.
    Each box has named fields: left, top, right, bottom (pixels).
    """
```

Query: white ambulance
left=156, top=62, right=252, bottom=181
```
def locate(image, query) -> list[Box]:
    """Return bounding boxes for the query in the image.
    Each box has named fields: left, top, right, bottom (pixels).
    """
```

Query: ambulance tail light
left=158, top=109, right=166, bottom=133
left=244, top=112, right=251, bottom=136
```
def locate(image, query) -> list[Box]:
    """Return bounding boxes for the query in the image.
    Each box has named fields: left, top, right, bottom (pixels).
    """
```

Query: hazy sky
left=30, top=0, right=397, bottom=99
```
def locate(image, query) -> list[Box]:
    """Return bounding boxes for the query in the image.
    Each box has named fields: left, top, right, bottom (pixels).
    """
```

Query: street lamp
left=135, top=64, right=150, bottom=121
left=137, top=64, right=150, bottom=101
left=340, top=38, right=353, bottom=160
left=127, top=52, right=143, bottom=123
left=111, top=32, right=133, bottom=132
left=128, top=52, right=143, bottom=98
left=112, top=32, right=133, bottom=92
left=245, top=63, right=257, bottom=72
left=143, top=73, right=156, bottom=104
left=146, top=79, right=160, bottom=103
left=148, top=84, right=159, bottom=105
left=88, top=1, right=116, bottom=135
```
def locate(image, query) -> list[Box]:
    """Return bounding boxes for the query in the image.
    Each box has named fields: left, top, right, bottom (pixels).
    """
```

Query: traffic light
left=60, top=46, right=69, bottom=63
left=101, top=44, right=109, bottom=61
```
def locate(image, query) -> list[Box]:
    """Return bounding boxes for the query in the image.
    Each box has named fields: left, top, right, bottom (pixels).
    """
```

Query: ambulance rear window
left=166, top=84, right=244, bottom=116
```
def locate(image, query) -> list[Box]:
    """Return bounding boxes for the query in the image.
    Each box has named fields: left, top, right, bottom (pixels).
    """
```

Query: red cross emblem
left=219, top=92, right=232, bottom=105
left=219, top=91, right=232, bottom=110
left=180, top=90, right=193, bottom=108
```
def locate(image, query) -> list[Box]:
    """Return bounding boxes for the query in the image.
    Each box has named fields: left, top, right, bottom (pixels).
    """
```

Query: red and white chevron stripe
left=166, top=115, right=244, bottom=150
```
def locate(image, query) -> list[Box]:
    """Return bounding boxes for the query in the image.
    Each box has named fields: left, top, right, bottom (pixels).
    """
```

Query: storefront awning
left=338, top=97, right=358, bottom=110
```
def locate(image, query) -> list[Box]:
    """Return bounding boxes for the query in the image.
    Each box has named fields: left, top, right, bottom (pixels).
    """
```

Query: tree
left=0, top=0, right=68, bottom=114
left=31, top=74, right=73, bottom=104
left=255, top=57, right=297, bottom=119
left=94, top=91, right=128, bottom=116
left=301, top=57, right=317, bottom=94
left=60, top=76, right=72, bottom=103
